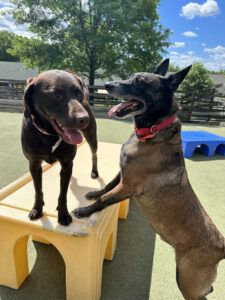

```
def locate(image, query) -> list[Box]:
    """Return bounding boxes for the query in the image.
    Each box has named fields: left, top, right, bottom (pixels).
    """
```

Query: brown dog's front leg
left=57, top=159, right=73, bottom=225
left=85, top=172, right=121, bottom=200
left=74, top=182, right=132, bottom=218
left=81, top=105, right=98, bottom=178
left=28, top=159, right=44, bottom=220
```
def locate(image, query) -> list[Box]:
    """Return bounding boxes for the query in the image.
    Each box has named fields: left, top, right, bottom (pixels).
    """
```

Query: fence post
left=207, top=88, right=216, bottom=122
left=188, top=91, right=195, bottom=122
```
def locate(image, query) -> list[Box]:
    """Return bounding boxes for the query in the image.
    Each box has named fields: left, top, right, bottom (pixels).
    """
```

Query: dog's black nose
left=105, top=81, right=115, bottom=89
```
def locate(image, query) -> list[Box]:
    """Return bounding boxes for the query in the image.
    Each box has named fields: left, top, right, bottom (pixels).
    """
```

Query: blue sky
left=158, top=0, right=225, bottom=70
left=0, top=0, right=225, bottom=71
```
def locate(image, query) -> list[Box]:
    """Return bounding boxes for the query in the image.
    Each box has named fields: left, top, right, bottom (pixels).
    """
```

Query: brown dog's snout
left=68, top=100, right=90, bottom=129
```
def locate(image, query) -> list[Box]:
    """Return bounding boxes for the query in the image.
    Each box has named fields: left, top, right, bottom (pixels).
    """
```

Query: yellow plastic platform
left=0, top=141, right=129, bottom=300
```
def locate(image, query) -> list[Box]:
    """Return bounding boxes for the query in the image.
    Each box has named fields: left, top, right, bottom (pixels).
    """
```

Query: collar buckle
left=150, top=125, right=157, bottom=134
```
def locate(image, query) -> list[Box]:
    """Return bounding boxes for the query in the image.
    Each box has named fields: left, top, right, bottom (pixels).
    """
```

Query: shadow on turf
left=0, top=201, right=156, bottom=300
left=187, top=148, right=225, bottom=162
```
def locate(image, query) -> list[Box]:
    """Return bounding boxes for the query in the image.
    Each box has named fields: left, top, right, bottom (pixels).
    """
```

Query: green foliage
left=0, top=30, right=20, bottom=62
left=179, top=62, right=214, bottom=95
left=7, top=0, right=170, bottom=84
left=210, top=70, right=225, bottom=75
left=168, top=64, right=181, bottom=72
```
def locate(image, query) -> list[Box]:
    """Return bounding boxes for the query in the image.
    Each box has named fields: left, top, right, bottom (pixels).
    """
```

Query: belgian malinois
left=74, top=59, right=225, bottom=299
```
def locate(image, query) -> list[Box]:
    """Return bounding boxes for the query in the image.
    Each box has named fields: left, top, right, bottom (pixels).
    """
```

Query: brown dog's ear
left=64, top=70, right=89, bottom=103
left=154, top=58, right=169, bottom=76
left=23, top=78, right=35, bottom=117
left=26, top=77, right=33, bottom=85
left=166, top=65, right=192, bottom=92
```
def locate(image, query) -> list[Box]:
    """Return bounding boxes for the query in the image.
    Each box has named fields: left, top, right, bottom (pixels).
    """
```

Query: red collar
left=134, top=114, right=176, bottom=142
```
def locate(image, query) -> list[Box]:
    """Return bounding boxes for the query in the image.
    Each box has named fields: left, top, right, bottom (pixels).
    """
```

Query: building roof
left=0, top=61, right=38, bottom=81
left=208, top=74, right=225, bottom=94
left=0, top=61, right=224, bottom=94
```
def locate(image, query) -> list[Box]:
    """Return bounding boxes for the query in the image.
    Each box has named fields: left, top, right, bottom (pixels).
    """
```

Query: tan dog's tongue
left=63, top=128, right=83, bottom=145
left=108, top=101, right=138, bottom=117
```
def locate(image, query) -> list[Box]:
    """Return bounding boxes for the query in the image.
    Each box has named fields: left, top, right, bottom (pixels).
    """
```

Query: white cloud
left=180, top=0, right=219, bottom=20
left=204, top=61, right=225, bottom=71
left=171, top=42, right=186, bottom=48
left=182, top=31, right=198, bottom=37
left=0, top=3, right=34, bottom=38
left=202, top=45, right=225, bottom=70
left=169, top=45, right=225, bottom=71
left=169, top=51, right=202, bottom=68
left=201, top=43, right=206, bottom=47
left=0, top=0, right=12, bottom=6
left=204, top=45, right=225, bottom=53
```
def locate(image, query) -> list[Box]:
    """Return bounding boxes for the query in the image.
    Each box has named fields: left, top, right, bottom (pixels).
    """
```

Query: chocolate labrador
left=74, top=59, right=225, bottom=299
left=22, top=70, right=98, bottom=226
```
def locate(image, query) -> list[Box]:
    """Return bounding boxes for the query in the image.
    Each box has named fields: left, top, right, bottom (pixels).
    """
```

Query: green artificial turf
left=0, top=112, right=225, bottom=300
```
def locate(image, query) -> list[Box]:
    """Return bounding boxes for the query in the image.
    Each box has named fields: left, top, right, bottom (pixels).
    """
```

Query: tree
left=179, top=62, right=214, bottom=95
left=168, top=64, right=181, bottom=72
left=7, top=0, right=170, bottom=87
left=210, top=70, right=225, bottom=75
left=0, top=30, right=20, bottom=62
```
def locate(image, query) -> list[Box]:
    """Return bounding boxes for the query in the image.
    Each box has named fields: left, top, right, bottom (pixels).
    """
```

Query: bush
left=179, top=62, right=214, bottom=95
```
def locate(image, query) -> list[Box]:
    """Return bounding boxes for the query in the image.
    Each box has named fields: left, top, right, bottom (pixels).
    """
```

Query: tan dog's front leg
left=85, top=172, right=121, bottom=200
left=73, top=182, right=132, bottom=218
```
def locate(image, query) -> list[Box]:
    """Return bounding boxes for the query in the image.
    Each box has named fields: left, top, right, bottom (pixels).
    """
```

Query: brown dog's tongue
left=63, top=128, right=83, bottom=145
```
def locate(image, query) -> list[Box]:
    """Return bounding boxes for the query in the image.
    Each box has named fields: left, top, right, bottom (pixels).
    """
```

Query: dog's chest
left=120, top=136, right=166, bottom=175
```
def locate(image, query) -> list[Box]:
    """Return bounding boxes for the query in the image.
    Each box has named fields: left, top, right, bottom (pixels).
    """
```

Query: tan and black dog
left=22, top=70, right=98, bottom=226
left=74, top=59, right=225, bottom=300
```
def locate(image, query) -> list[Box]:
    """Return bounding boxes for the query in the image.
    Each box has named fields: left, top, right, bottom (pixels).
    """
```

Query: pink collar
left=31, top=114, right=53, bottom=136
left=134, top=114, right=176, bottom=142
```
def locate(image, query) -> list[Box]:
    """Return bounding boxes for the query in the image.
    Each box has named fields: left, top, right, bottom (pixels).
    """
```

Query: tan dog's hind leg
left=176, top=254, right=216, bottom=300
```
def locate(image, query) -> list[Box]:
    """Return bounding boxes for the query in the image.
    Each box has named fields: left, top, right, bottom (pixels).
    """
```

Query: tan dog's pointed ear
left=23, top=78, right=35, bottom=117
left=154, top=58, right=170, bottom=76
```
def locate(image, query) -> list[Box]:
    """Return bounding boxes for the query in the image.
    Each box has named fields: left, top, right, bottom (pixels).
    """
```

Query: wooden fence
left=0, top=79, right=225, bottom=124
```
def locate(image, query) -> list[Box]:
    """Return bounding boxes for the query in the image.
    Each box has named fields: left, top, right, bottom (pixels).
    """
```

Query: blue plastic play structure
left=181, top=131, right=225, bottom=158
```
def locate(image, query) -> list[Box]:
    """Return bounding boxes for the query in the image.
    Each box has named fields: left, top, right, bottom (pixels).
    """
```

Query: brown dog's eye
left=70, top=86, right=83, bottom=101
left=71, top=86, right=79, bottom=93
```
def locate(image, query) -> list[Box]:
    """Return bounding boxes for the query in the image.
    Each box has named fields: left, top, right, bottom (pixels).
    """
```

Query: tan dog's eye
left=135, top=76, right=145, bottom=87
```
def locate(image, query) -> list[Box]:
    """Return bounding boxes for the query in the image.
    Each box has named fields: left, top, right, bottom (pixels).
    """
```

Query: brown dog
left=22, top=70, right=98, bottom=226
left=74, top=59, right=225, bottom=299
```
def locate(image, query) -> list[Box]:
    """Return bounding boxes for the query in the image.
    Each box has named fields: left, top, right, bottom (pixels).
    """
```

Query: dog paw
left=85, top=190, right=100, bottom=200
left=29, top=208, right=43, bottom=220
left=73, top=207, right=91, bottom=219
left=91, top=171, right=99, bottom=179
left=58, top=213, right=72, bottom=226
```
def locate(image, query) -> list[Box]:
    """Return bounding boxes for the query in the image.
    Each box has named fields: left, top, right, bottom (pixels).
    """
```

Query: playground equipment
left=0, top=141, right=129, bottom=300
